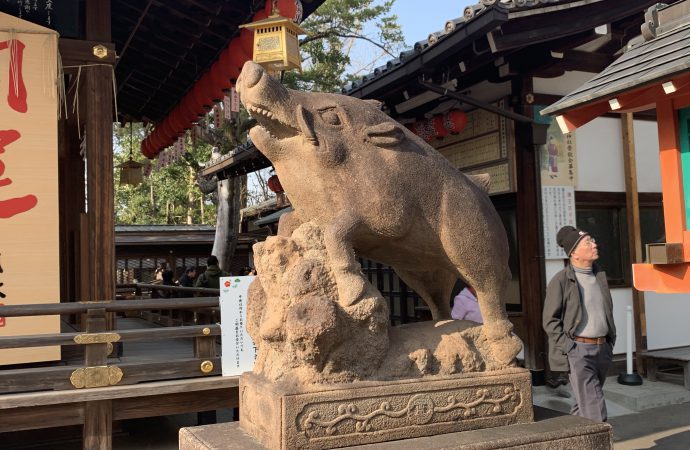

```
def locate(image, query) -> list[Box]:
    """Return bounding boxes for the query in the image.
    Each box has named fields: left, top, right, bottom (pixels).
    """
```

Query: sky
left=391, top=0, right=476, bottom=46
left=347, top=0, right=477, bottom=76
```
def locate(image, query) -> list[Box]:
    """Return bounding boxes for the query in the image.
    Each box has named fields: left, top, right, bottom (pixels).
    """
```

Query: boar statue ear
left=365, top=122, right=405, bottom=148
left=364, top=99, right=383, bottom=110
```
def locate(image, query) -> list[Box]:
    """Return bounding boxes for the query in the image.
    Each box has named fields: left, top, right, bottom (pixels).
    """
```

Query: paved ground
left=534, top=377, right=690, bottom=449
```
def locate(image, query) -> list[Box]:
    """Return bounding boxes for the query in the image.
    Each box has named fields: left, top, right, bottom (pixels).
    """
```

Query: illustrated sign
left=0, top=13, right=60, bottom=365
left=542, top=186, right=577, bottom=259
left=535, top=106, right=577, bottom=186
left=219, top=276, right=257, bottom=376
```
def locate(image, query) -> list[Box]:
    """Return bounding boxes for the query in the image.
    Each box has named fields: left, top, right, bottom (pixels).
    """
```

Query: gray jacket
left=542, top=264, right=616, bottom=372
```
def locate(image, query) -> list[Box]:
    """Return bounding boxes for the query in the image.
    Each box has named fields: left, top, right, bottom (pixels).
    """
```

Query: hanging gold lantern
left=118, top=123, right=144, bottom=187
left=239, top=2, right=307, bottom=72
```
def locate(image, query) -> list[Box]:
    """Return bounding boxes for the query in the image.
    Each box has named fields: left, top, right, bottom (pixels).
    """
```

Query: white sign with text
left=219, top=276, right=256, bottom=376
left=542, top=186, right=577, bottom=259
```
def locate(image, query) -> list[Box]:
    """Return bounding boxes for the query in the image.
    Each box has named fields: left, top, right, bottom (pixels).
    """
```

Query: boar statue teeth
left=245, top=103, right=300, bottom=140
left=236, top=61, right=522, bottom=383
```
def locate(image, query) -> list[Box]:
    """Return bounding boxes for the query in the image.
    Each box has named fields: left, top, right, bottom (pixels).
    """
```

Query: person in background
left=194, top=255, right=229, bottom=289
left=153, top=269, right=177, bottom=298
left=238, top=266, right=257, bottom=276
left=451, top=286, right=482, bottom=323
left=178, top=266, right=197, bottom=288
left=154, top=262, right=168, bottom=281
left=543, top=225, right=616, bottom=422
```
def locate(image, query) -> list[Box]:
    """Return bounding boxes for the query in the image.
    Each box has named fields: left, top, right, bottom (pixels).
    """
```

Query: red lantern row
left=406, top=110, right=468, bottom=143
left=141, top=1, right=302, bottom=159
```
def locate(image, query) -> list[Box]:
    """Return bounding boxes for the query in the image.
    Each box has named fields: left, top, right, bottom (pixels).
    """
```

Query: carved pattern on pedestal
left=298, top=384, right=521, bottom=438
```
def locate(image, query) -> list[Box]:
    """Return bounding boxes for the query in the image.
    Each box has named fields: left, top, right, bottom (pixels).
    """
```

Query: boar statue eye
left=319, top=108, right=342, bottom=126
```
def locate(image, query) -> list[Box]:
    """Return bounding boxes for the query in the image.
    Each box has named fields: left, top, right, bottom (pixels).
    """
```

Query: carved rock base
left=239, top=367, right=533, bottom=450
left=180, top=415, right=612, bottom=450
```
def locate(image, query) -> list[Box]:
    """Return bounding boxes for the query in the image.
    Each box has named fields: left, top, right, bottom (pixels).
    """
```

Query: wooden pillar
left=621, top=112, right=647, bottom=375
left=656, top=98, right=685, bottom=242
left=58, top=97, right=85, bottom=305
left=82, top=308, right=112, bottom=450
left=512, top=77, right=547, bottom=374
left=84, top=0, right=115, bottom=307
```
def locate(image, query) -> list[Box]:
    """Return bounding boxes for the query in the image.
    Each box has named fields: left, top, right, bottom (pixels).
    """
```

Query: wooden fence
left=0, top=290, right=238, bottom=450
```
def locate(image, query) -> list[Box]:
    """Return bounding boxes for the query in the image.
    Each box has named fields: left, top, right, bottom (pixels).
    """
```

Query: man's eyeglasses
left=580, top=236, right=596, bottom=247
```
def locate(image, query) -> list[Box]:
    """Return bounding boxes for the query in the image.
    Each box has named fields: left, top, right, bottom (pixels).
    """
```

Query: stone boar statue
left=237, top=61, right=519, bottom=365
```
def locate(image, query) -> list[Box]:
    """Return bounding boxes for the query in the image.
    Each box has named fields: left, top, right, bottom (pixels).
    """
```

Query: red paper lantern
left=255, top=9, right=269, bottom=21
left=210, top=60, right=234, bottom=92
left=180, top=96, right=201, bottom=122
left=149, top=131, right=164, bottom=153
left=267, top=174, right=284, bottom=193
left=168, top=109, right=183, bottom=132
left=444, top=110, right=468, bottom=134
left=239, top=28, right=254, bottom=56
left=218, top=44, right=243, bottom=82
left=190, top=83, right=212, bottom=113
left=277, top=0, right=302, bottom=21
left=160, top=133, right=175, bottom=150
left=227, top=39, right=251, bottom=72
left=200, top=71, right=223, bottom=102
left=141, top=138, right=152, bottom=158
left=158, top=118, right=177, bottom=142
left=432, top=115, right=448, bottom=139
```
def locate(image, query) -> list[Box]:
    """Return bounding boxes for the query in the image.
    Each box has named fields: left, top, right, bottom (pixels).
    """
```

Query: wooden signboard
left=434, top=100, right=515, bottom=195
left=0, top=13, right=60, bottom=365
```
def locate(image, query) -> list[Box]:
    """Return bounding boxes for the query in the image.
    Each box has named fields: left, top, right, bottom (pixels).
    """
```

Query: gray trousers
left=567, top=341, right=613, bottom=422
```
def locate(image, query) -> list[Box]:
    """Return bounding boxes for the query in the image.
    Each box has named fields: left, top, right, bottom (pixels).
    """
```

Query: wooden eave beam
left=553, top=72, right=690, bottom=133
left=59, top=39, right=116, bottom=66
left=558, top=50, right=615, bottom=74
left=488, top=0, right=657, bottom=53
left=116, top=0, right=153, bottom=66
left=554, top=101, right=610, bottom=133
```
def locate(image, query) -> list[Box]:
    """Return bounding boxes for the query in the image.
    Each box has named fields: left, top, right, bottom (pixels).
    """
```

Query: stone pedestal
left=239, top=367, right=533, bottom=450
left=180, top=415, right=612, bottom=450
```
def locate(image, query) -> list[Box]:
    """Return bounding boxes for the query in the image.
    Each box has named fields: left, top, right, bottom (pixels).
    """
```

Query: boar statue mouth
left=245, top=103, right=300, bottom=141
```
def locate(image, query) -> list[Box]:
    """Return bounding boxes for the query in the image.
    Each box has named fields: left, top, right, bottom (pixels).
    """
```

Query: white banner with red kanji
left=0, top=12, right=60, bottom=365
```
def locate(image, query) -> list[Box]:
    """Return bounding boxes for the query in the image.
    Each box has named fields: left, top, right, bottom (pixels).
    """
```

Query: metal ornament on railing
left=70, top=365, right=123, bottom=389
left=200, top=360, right=214, bottom=373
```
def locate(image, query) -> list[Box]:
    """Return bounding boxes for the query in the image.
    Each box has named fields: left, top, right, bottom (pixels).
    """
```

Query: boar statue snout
left=237, top=61, right=264, bottom=95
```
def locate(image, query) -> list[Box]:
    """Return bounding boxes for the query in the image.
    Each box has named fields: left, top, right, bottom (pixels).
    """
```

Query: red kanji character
left=0, top=39, right=27, bottom=113
left=0, top=130, right=38, bottom=219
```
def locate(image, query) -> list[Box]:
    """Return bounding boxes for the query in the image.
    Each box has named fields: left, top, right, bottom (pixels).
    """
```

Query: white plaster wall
left=633, top=120, right=662, bottom=192
left=645, top=293, right=690, bottom=349
left=574, top=117, right=625, bottom=191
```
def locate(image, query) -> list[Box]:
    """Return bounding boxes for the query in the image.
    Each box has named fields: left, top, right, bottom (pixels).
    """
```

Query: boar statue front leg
left=470, top=267, right=522, bottom=367
left=323, top=214, right=371, bottom=308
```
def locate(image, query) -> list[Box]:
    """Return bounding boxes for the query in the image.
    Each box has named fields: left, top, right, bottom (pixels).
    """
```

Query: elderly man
left=543, top=225, right=616, bottom=422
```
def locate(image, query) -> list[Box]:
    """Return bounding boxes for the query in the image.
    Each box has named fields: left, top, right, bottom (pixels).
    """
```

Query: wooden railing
left=0, top=290, right=243, bottom=449
left=117, top=283, right=222, bottom=326
left=0, top=297, right=222, bottom=394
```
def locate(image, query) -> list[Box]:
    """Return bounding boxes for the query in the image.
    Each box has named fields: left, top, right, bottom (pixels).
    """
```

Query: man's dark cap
left=556, top=225, right=589, bottom=256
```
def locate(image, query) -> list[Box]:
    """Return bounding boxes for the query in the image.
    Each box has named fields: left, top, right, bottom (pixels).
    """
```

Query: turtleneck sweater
left=573, top=265, right=608, bottom=338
